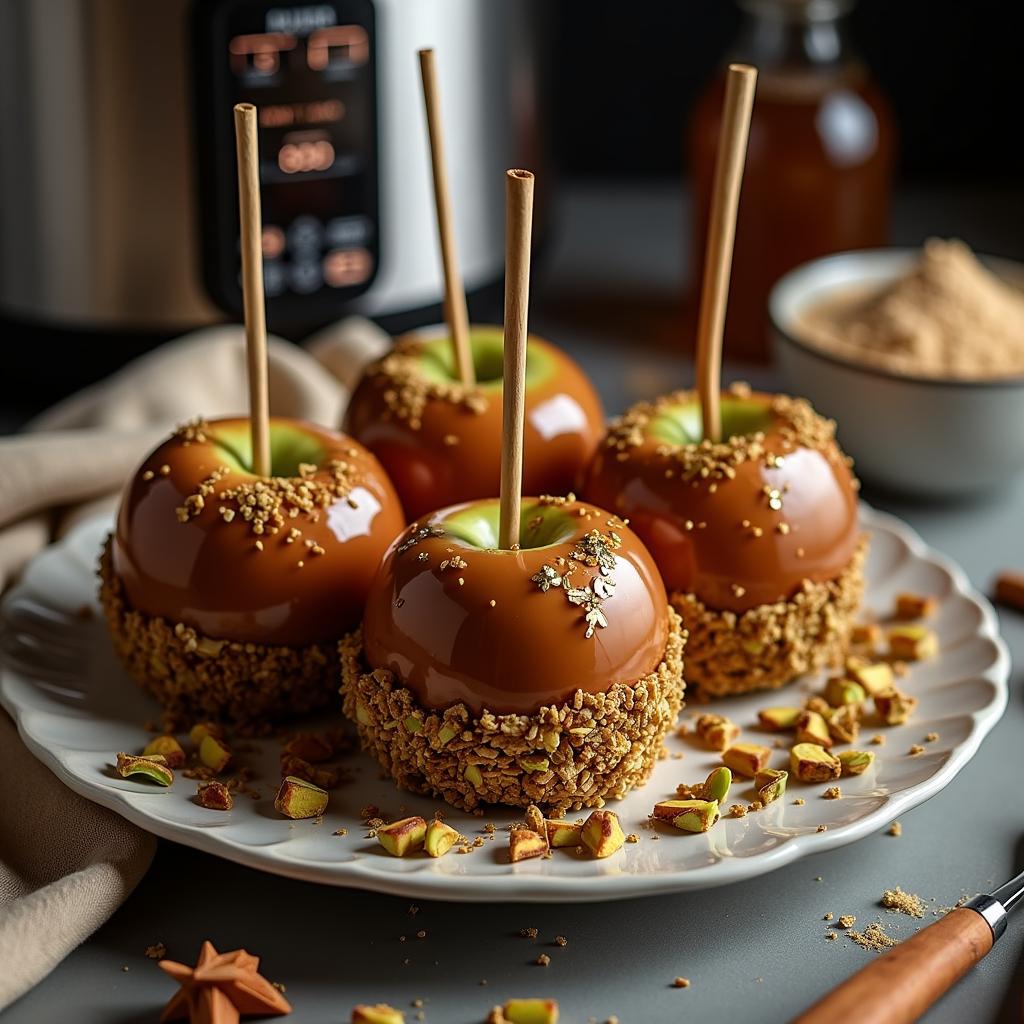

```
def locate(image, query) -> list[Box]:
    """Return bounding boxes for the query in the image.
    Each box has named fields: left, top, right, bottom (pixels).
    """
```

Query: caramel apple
left=340, top=495, right=685, bottom=813
left=581, top=384, right=864, bottom=696
left=342, top=326, right=604, bottom=521
left=99, top=416, right=404, bottom=725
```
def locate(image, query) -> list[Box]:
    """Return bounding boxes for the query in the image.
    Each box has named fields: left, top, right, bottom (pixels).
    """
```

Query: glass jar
left=688, top=0, right=895, bottom=361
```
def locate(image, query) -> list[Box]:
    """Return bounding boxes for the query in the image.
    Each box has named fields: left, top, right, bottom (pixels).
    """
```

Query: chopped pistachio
left=188, top=722, right=223, bottom=746
left=722, top=743, right=772, bottom=778
left=875, top=687, right=918, bottom=726
left=424, top=819, right=459, bottom=858
left=580, top=810, right=625, bottom=858
left=378, top=816, right=427, bottom=857
left=352, top=1005, right=405, bottom=1024
left=142, top=735, right=185, bottom=768
left=663, top=799, right=720, bottom=833
left=894, top=593, right=937, bottom=620
left=196, top=780, right=233, bottom=810
left=845, top=658, right=894, bottom=696
left=198, top=734, right=232, bottom=773
left=757, top=706, right=803, bottom=732
left=754, top=768, right=788, bottom=805
left=695, top=713, right=740, bottom=752
left=790, top=743, right=841, bottom=783
left=702, top=766, right=732, bottom=804
left=502, top=998, right=559, bottom=1024
left=509, top=828, right=548, bottom=863
left=274, top=776, right=328, bottom=819
left=827, top=704, right=861, bottom=745
left=823, top=677, right=866, bottom=708
left=839, top=750, right=875, bottom=776
left=795, top=710, right=833, bottom=748
left=545, top=819, right=583, bottom=848
left=437, top=723, right=459, bottom=746
left=851, top=623, right=882, bottom=649
left=115, top=752, right=173, bottom=786
left=887, top=624, right=938, bottom=661
left=803, top=695, right=835, bottom=720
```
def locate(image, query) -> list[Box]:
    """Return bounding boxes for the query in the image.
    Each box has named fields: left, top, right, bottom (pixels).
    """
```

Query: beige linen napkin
left=0, top=317, right=389, bottom=1009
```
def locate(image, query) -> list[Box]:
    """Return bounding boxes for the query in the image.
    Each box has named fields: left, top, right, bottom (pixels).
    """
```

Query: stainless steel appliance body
left=0, top=0, right=534, bottom=331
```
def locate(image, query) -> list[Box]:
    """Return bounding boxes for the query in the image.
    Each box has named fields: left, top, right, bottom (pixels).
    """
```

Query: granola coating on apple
left=98, top=537, right=338, bottom=729
left=670, top=538, right=865, bottom=697
left=339, top=610, right=685, bottom=815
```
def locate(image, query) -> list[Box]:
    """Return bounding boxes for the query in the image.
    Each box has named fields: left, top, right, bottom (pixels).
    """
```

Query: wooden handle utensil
left=793, top=908, right=993, bottom=1024
left=794, top=867, right=1024, bottom=1024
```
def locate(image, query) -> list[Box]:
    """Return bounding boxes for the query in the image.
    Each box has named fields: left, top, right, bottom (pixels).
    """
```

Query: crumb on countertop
left=882, top=887, right=925, bottom=918
left=848, top=921, right=898, bottom=952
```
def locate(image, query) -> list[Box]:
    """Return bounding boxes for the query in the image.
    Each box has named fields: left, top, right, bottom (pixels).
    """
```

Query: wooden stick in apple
left=694, top=63, right=757, bottom=443
left=233, top=102, right=271, bottom=478
left=498, top=169, right=535, bottom=550
left=418, top=48, right=475, bottom=387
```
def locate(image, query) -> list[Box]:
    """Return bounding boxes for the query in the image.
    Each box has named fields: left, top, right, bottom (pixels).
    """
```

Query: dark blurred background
left=548, top=0, right=1024, bottom=183
left=1, top=0, right=1021, bottom=425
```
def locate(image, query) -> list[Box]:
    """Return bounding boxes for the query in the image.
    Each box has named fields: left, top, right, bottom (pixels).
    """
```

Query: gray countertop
left=4, top=186, right=1024, bottom=1024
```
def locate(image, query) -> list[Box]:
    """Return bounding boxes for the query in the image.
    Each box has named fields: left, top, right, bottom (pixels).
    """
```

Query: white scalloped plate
left=0, top=509, right=1008, bottom=903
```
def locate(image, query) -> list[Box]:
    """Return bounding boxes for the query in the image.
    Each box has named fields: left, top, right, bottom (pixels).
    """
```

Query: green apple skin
left=362, top=495, right=671, bottom=715
left=344, top=326, right=605, bottom=521
left=581, top=390, right=861, bottom=611
left=112, top=416, right=404, bottom=645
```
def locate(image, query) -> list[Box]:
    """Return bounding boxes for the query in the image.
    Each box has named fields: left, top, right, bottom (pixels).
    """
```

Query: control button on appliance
left=261, top=225, right=286, bottom=260
left=326, top=215, right=371, bottom=248
left=323, top=248, right=373, bottom=288
left=290, top=260, right=323, bottom=294
left=287, top=216, right=323, bottom=253
left=263, top=261, right=287, bottom=296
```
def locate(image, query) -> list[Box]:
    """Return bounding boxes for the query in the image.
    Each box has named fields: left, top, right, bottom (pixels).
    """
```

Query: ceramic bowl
left=770, top=248, right=1024, bottom=497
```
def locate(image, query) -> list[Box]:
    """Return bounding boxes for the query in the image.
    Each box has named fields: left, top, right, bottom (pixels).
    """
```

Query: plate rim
left=0, top=507, right=1010, bottom=903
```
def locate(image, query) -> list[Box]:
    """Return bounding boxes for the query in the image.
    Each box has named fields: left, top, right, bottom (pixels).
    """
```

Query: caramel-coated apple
left=343, top=326, right=604, bottom=521
left=99, top=416, right=404, bottom=725
left=581, top=385, right=865, bottom=697
left=340, top=495, right=685, bottom=813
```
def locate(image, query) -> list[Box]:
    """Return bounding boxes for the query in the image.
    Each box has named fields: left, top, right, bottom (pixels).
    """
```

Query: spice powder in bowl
left=771, top=242, right=1024, bottom=496
left=797, top=239, right=1024, bottom=380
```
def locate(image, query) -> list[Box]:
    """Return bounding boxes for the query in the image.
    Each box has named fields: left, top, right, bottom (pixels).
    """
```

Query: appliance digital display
left=194, top=0, right=378, bottom=324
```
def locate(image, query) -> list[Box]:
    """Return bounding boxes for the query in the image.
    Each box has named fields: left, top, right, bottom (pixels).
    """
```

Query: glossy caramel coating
left=582, top=391, right=860, bottom=612
left=112, top=417, right=404, bottom=646
left=361, top=498, right=671, bottom=715
left=343, top=329, right=605, bottom=521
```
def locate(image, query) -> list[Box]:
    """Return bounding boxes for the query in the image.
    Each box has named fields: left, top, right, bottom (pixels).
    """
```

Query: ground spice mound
left=848, top=921, right=898, bottom=952
left=881, top=887, right=925, bottom=918
left=799, top=239, right=1024, bottom=380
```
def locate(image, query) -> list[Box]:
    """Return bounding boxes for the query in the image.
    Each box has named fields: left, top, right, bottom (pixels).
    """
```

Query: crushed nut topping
left=601, top=386, right=840, bottom=484
left=364, top=339, right=489, bottom=425
left=397, top=525, right=446, bottom=555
